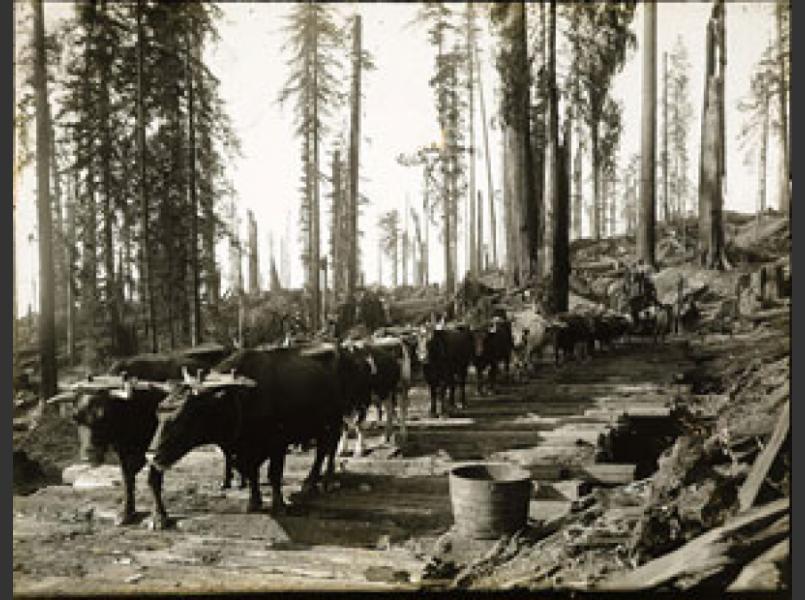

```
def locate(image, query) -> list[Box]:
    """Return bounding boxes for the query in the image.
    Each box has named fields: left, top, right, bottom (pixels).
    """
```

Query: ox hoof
left=300, top=480, right=320, bottom=496
left=246, top=501, right=263, bottom=514
left=115, top=511, right=137, bottom=527
left=148, top=514, right=170, bottom=531
left=270, top=503, right=288, bottom=516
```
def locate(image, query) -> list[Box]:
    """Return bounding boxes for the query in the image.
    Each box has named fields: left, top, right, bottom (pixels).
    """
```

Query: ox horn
left=182, top=366, right=199, bottom=384
left=46, top=391, right=77, bottom=405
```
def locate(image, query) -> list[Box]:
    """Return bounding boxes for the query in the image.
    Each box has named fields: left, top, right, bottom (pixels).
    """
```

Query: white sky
left=14, top=2, right=783, bottom=312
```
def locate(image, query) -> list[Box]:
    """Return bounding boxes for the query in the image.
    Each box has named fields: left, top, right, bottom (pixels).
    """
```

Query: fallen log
left=727, top=537, right=789, bottom=591
left=737, top=400, right=790, bottom=512
left=599, top=498, right=789, bottom=591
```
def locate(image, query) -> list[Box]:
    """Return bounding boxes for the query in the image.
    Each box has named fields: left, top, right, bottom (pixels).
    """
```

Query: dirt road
left=13, top=339, right=695, bottom=595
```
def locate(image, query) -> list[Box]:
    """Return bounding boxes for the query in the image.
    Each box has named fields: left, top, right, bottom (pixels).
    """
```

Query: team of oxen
left=46, top=299, right=676, bottom=529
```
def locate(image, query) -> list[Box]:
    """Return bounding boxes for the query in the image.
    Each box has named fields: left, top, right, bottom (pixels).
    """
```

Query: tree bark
left=136, top=0, right=157, bottom=352
left=663, top=51, right=669, bottom=223
left=331, top=149, right=342, bottom=298
left=776, top=0, right=789, bottom=215
left=759, top=86, right=769, bottom=220
left=32, top=0, right=57, bottom=400
left=66, top=143, right=77, bottom=364
left=503, top=127, right=518, bottom=286
left=348, top=15, right=362, bottom=299
left=573, top=120, right=583, bottom=240
left=475, top=45, right=497, bottom=269
left=477, top=190, right=483, bottom=273
left=540, top=0, right=555, bottom=280
left=247, top=210, right=259, bottom=295
left=311, top=10, right=321, bottom=331
left=99, top=0, right=120, bottom=354
left=638, top=0, right=657, bottom=267
left=186, top=25, right=202, bottom=345
left=467, top=4, right=477, bottom=277
left=552, top=117, right=570, bottom=313
left=591, top=121, right=601, bottom=240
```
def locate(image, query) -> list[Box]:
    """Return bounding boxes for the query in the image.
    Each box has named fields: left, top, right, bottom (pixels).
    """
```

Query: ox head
left=152, top=373, right=256, bottom=470
left=415, top=325, right=434, bottom=364
left=47, top=376, right=171, bottom=466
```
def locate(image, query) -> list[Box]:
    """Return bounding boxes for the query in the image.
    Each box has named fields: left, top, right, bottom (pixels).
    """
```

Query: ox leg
left=303, top=434, right=331, bottom=495
left=383, top=392, right=395, bottom=443
left=475, top=363, right=485, bottom=396
left=117, top=458, right=139, bottom=526
left=221, top=450, right=245, bottom=490
left=267, top=450, right=288, bottom=514
left=321, top=426, right=341, bottom=490
left=246, top=462, right=264, bottom=514
left=398, top=387, right=409, bottom=442
left=337, top=422, right=350, bottom=457
left=488, top=363, right=498, bottom=395
left=429, top=385, right=438, bottom=418
left=147, top=465, right=170, bottom=530
left=354, top=419, right=365, bottom=457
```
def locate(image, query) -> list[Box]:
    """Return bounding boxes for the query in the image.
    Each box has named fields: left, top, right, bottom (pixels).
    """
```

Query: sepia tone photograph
left=12, top=0, right=790, bottom=595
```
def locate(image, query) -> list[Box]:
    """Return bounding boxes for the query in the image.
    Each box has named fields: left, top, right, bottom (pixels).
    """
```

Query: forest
left=13, top=1, right=791, bottom=595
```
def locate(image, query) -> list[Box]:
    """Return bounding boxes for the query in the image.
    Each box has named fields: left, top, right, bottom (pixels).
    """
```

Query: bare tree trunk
left=99, top=0, right=120, bottom=354
left=46, top=105, right=66, bottom=335
left=776, top=0, right=789, bottom=215
left=348, top=15, right=362, bottom=299
left=697, top=1, right=726, bottom=269
left=66, top=150, right=77, bottom=364
left=591, top=122, right=600, bottom=240
left=136, top=0, right=157, bottom=352
left=542, top=0, right=557, bottom=282
left=609, top=175, right=617, bottom=236
left=552, top=114, right=570, bottom=313
left=503, top=127, right=518, bottom=285
left=422, top=171, right=429, bottom=285
left=573, top=121, right=583, bottom=240
left=186, top=27, right=202, bottom=345
left=759, top=86, right=769, bottom=219
left=698, top=18, right=714, bottom=257
left=247, top=210, right=259, bottom=295
left=477, top=190, right=483, bottom=273
left=663, top=51, right=669, bottom=223
left=475, top=46, right=497, bottom=269
left=311, top=16, right=321, bottom=331
left=402, top=197, right=409, bottom=286
left=638, top=0, right=657, bottom=267
left=33, top=0, right=57, bottom=400
left=331, top=149, right=341, bottom=298
left=449, top=65, right=459, bottom=288
left=467, top=4, right=477, bottom=277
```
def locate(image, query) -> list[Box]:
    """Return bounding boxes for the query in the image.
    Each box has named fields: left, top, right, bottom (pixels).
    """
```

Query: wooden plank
left=599, top=498, right=789, bottom=591
left=738, top=400, right=789, bottom=512
left=727, top=537, right=789, bottom=591
left=585, top=406, right=672, bottom=419
left=578, top=464, right=637, bottom=486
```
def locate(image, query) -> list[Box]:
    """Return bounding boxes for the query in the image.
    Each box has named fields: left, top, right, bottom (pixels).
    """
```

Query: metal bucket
left=449, top=463, right=532, bottom=539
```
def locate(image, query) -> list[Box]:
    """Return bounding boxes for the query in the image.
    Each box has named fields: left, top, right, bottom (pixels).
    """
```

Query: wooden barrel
left=449, top=463, right=532, bottom=539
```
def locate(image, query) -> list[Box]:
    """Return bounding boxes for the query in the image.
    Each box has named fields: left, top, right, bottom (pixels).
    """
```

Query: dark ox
left=46, top=350, right=232, bottom=526
left=314, top=337, right=411, bottom=457
left=147, top=348, right=345, bottom=528
left=417, top=326, right=474, bottom=416
left=634, top=303, right=674, bottom=343
left=471, top=317, right=514, bottom=395
left=549, top=313, right=594, bottom=366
